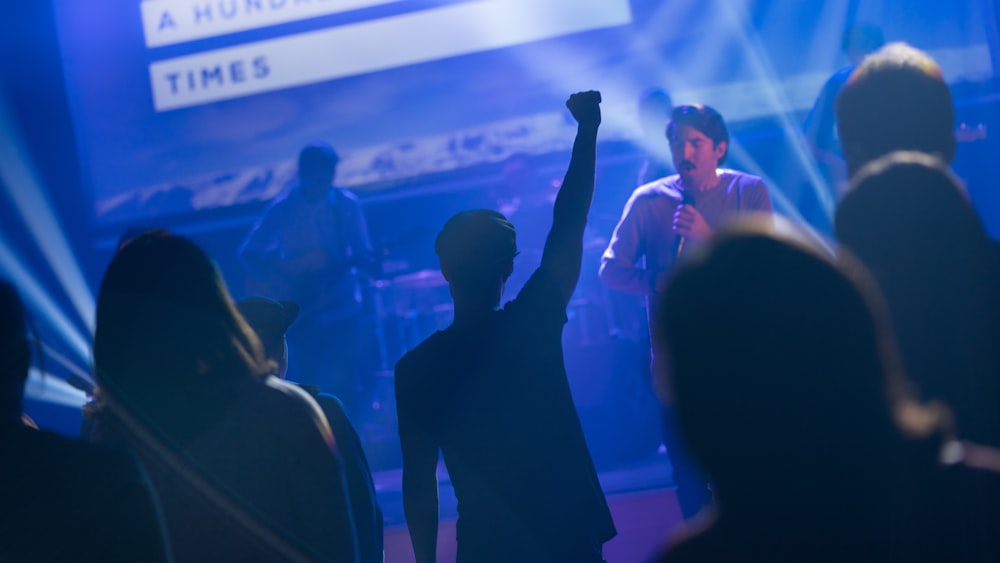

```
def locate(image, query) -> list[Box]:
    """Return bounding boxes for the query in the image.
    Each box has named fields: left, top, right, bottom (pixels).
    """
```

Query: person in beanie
left=395, top=91, right=616, bottom=563
left=236, top=295, right=383, bottom=563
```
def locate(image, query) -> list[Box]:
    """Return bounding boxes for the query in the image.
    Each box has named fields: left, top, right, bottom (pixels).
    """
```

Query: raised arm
left=539, top=90, right=602, bottom=305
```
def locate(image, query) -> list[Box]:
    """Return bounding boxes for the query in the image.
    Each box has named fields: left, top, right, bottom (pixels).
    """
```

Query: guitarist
left=240, top=141, right=377, bottom=421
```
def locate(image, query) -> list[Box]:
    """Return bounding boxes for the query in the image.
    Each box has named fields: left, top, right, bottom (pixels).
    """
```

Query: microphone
left=673, top=190, right=696, bottom=258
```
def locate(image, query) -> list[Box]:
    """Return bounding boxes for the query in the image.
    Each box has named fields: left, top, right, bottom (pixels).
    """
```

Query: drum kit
left=359, top=243, right=658, bottom=469
left=367, top=268, right=453, bottom=373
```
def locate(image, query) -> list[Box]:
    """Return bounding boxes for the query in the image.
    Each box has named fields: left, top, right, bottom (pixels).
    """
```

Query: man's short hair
left=298, top=142, right=340, bottom=178
left=667, top=105, right=730, bottom=164
left=435, top=210, right=518, bottom=282
left=836, top=42, right=956, bottom=177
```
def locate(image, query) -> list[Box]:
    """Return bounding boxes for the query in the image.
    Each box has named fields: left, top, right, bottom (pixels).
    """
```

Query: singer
left=598, top=104, right=772, bottom=520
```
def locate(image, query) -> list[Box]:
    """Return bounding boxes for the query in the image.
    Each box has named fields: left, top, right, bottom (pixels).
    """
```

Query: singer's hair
left=667, top=105, right=729, bottom=164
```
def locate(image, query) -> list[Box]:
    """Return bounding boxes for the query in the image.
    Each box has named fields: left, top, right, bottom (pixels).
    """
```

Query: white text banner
left=148, top=0, right=632, bottom=111
left=141, top=0, right=405, bottom=48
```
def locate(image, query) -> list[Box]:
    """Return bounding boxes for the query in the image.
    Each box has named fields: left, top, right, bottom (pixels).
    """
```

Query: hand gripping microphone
left=673, top=190, right=696, bottom=258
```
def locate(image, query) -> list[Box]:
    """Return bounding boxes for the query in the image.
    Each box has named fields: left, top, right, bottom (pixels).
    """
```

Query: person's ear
left=714, top=140, right=728, bottom=161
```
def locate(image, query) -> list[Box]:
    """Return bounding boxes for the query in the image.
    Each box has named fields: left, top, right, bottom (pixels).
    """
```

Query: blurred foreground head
left=95, top=233, right=269, bottom=406
left=836, top=151, right=1000, bottom=445
left=837, top=42, right=955, bottom=178
left=657, top=216, right=942, bottom=504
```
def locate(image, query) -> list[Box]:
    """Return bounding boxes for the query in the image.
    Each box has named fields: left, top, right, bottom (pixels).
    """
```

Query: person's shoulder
left=631, top=175, right=683, bottom=202
left=331, top=187, right=362, bottom=206
left=268, top=184, right=299, bottom=206
left=261, top=375, right=326, bottom=412
left=313, top=392, right=350, bottom=425
left=8, top=426, right=146, bottom=484
left=256, top=186, right=299, bottom=218
left=252, top=376, right=334, bottom=442
left=719, top=169, right=767, bottom=190
left=396, top=331, right=449, bottom=377
left=718, top=169, right=763, bottom=183
left=506, top=268, right=569, bottom=323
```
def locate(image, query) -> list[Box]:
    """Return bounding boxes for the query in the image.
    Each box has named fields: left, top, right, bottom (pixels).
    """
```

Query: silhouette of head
left=658, top=218, right=919, bottom=506
left=0, top=279, right=30, bottom=422
left=94, top=233, right=269, bottom=407
left=235, top=296, right=299, bottom=379
left=638, top=88, right=674, bottom=143
left=836, top=151, right=1000, bottom=445
left=117, top=226, right=172, bottom=252
left=836, top=43, right=955, bottom=178
left=435, top=210, right=518, bottom=304
left=297, top=142, right=339, bottom=202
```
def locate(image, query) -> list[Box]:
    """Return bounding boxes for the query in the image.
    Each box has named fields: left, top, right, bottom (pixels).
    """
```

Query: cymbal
left=392, top=269, right=447, bottom=289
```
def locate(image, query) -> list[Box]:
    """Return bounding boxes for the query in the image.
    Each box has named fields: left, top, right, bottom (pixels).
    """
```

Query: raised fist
left=566, top=90, right=602, bottom=128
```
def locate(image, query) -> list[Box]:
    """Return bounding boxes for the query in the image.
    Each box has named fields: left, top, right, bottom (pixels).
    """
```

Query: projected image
left=53, top=0, right=991, bottom=225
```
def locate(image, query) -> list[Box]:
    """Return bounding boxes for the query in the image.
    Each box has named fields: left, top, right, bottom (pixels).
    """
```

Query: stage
left=375, top=454, right=684, bottom=563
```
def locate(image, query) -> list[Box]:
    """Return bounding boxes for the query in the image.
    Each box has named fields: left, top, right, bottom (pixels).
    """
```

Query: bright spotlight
left=0, top=90, right=96, bottom=334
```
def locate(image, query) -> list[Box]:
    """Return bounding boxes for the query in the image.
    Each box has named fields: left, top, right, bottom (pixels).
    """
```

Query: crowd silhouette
left=3, top=40, right=1000, bottom=563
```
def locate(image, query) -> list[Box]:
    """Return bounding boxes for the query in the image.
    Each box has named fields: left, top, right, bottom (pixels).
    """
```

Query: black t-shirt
left=395, top=268, right=616, bottom=553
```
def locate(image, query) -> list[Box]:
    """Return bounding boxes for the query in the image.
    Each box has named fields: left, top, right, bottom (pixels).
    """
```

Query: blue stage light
left=0, top=234, right=92, bottom=364
left=0, top=91, right=96, bottom=335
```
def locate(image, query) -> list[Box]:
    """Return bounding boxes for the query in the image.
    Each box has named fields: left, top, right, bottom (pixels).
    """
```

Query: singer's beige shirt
left=599, top=169, right=772, bottom=297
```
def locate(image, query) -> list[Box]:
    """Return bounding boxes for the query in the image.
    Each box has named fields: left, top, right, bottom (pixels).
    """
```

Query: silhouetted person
left=395, top=91, right=616, bottom=563
left=835, top=153, right=1000, bottom=561
left=837, top=153, right=1000, bottom=445
left=836, top=42, right=956, bottom=180
left=92, top=233, right=359, bottom=562
left=0, top=279, right=172, bottom=562
left=240, top=141, right=377, bottom=422
left=237, top=295, right=384, bottom=563
left=652, top=218, right=948, bottom=563
left=600, top=104, right=773, bottom=520
left=803, top=23, right=884, bottom=195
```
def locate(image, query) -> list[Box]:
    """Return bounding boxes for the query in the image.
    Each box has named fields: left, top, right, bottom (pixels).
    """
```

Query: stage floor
left=374, top=453, right=685, bottom=563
